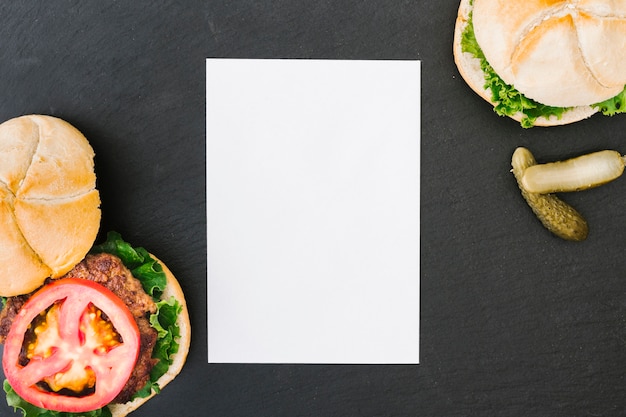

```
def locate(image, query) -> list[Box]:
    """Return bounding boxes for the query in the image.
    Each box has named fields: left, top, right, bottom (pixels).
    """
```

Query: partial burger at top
left=454, top=0, right=626, bottom=127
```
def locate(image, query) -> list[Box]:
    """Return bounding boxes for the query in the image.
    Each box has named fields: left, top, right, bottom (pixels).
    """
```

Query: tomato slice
left=2, top=278, right=140, bottom=412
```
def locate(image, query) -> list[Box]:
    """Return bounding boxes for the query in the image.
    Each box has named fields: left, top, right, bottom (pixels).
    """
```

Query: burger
left=453, top=0, right=626, bottom=127
left=0, top=115, right=191, bottom=416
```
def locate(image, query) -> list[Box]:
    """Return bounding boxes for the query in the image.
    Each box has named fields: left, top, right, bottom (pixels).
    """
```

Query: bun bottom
left=453, top=0, right=598, bottom=127
left=107, top=256, right=191, bottom=417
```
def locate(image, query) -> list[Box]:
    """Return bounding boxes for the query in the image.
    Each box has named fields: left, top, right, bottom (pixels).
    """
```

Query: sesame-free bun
left=473, top=0, right=626, bottom=108
left=108, top=255, right=191, bottom=417
left=453, top=0, right=599, bottom=126
left=0, top=115, right=100, bottom=296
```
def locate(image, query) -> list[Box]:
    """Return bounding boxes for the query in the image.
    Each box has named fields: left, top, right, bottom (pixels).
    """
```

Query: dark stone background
left=1, top=1, right=625, bottom=416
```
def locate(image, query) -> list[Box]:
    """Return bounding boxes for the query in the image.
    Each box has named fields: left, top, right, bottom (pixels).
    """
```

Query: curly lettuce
left=4, top=381, right=112, bottom=417
left=595, top=88, right=626, bottom=116
left=133, top=296, right=182, bottom=398
left=91, top=231, right=167, bottom=300
left=460, top=7, right=626, bottom=127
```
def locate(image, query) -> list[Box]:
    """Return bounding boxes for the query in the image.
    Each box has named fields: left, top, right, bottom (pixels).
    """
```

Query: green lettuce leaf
left=133, top=296, right=182, bottom=399
left=595, top=88, right=626, bottom=116
left=91, top=231, right=167, bottom=300
left=459, top=7, right=626, bottom=127
left=3, top=380, right=112, bottom=417
left=149, top=298, right=182, bottom=389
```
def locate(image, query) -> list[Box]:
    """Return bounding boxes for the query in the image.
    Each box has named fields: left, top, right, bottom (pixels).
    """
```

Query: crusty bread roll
left=108, top=256, right=191, bottom=417
left=473, top=0, right=626, bottom=107
left=0, top=115, right=100, bottom=296
left=453, top=0, right=600, bottom=126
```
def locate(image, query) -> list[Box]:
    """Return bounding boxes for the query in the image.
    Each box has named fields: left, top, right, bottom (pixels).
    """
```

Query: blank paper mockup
left=206, top=58, right=420, bottom=364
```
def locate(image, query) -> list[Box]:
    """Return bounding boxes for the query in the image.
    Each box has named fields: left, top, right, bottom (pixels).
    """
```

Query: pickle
left=521, top=150, right=626, bottom=194
left=511, top=147, right=588, bottom=241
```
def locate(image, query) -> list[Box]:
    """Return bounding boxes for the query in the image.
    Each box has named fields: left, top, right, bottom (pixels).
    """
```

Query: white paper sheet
left=206, top=59, right=420, bottom=364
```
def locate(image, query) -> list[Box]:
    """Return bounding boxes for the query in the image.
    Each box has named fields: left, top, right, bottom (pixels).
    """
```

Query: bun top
left=473, top=0, right=626, bottom=107
left=0, top=115, right=100, bottom=296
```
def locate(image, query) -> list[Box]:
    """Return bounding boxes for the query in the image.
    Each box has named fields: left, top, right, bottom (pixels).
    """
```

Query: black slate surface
left=0, top=1, right=626, bottom=416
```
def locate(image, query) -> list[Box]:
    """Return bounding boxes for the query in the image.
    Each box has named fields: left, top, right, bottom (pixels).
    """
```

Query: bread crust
left=453, top=0, right=599, bottom=126
left=15, top=190, right=101, bottom=278
left=0, top=194, right=52, bottom=296
left=107, top=256, right=191, bottom=417
left=472, top=0, right=626, bottom=107
left=0, top=115, right=100, bottom=296
left=16, top=115, right=97, bottom=199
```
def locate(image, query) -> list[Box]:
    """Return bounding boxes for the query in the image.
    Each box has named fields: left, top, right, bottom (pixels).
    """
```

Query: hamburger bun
left=0, top=115, right=100, bottom=296
left=453, top=0, right=623, bottom=126
left=473, top=0, right=626, bottom=108
left=107, top=255, right=191, bottom=417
